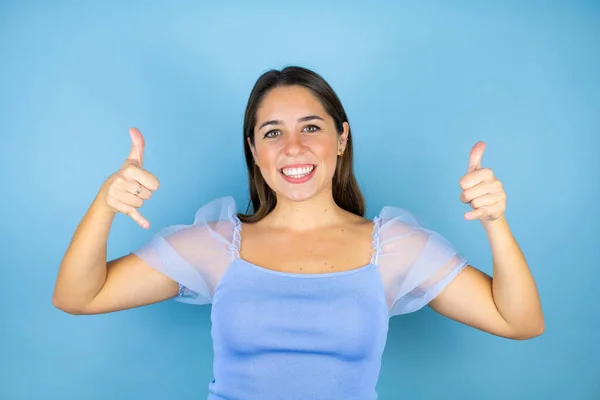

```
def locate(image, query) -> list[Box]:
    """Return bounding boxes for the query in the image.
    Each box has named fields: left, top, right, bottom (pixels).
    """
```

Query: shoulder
left=151, top=196, right=240, bottom=249
left=372, top=205, right=457, bottom=260
left=335, top=209, right=376, bottom=239
left=376, top=205, right=426, bottom=228
left=192, top=196, right=238, bottom=225
left=374, top=205, right=429, bottom=243
left=374, top=205, right=464, bottom=260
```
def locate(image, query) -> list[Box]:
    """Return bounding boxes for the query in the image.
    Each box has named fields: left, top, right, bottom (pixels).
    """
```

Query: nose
left=283, top=132, right=307, bottom=156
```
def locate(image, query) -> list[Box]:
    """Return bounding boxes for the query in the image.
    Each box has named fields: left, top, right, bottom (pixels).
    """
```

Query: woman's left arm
left=429, top=142, right=544, bottom=340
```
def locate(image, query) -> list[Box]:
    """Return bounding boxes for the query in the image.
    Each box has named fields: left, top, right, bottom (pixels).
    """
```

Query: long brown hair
left=237, top=66, right=365, bottom=223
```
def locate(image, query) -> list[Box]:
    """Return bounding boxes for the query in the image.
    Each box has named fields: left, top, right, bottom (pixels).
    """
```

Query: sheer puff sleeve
left=373, top=206, right=469, bottom=317
left=131, top=196, right=240, bottom=305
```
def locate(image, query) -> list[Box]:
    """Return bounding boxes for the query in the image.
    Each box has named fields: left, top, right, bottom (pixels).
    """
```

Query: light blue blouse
left=133, top=197, right=468, bottom=400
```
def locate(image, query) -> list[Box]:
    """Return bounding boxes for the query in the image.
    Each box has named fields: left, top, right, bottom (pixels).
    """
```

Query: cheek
left=255, top=146, right=281, bottom=184
left=255, top=145, right=278, bottom=166
left=305, top=137, right=337, bottom=157
left=315, top=142, right=339, bottom=166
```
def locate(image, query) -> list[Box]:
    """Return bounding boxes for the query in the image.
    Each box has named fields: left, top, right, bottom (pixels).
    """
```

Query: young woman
left=53, top=66, right=544, bottom=400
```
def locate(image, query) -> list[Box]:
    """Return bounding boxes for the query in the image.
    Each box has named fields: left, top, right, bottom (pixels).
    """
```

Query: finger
left=464, top=207, right=489, bottom=220
left=131, top=181, right=152, bottom=200
left=126, top=127, right=145, bottom=166
left=468, top=141, right=486, bottom=173
left=468, top=193, right=500, bottom=210
left=459, top=168, right=492, bottom=190
left=460, top=183, right=493, bottom=203
left=126, top=207, right=150, bottom=229
left=114, top=177, right=152, bottom=200
left=108, top=184, right=145, bottom=208
left=113, top=201, right=150, bottom=229
left=121, top=165, right=160, bottom=191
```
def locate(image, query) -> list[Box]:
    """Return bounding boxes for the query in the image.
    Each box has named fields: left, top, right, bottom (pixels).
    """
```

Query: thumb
left=127, top=127, right=145, bottom=166
left=468, top=141, right=486, bottom=172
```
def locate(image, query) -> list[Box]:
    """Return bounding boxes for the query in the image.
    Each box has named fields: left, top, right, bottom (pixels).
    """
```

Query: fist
left=459, top=142, right=507, bottom=224
left=100, top=128, right=160, bottom=229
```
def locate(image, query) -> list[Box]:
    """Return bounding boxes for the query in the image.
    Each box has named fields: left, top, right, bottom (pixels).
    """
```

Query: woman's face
left=249, top=85, right=348, bottom=203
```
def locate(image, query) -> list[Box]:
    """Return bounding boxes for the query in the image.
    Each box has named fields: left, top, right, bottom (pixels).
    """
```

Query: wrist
left=481, top=216, right=508, bottom=232
left=92, top=190, right=117, bottom=218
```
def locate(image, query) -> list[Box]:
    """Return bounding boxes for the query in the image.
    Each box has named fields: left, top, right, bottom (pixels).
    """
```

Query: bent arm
left=52, top=191, right=178, bottom=315
left=430, top=218, right=544, bottom=340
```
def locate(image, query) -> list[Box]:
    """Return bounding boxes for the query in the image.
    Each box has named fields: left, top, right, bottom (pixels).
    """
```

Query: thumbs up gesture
left=100, top=128, right=160, bottom=229
left=458, top=142, right=506, bottom=224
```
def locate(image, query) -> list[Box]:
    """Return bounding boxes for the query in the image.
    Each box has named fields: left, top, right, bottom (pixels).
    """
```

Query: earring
left=338, top=149, right=344, bottom=157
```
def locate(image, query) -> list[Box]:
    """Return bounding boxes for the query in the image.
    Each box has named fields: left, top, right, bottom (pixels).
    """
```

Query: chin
left=277, top=189, right=320, bottom=203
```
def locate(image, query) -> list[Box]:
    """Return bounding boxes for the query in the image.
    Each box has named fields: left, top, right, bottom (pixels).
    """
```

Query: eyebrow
left=258, top=115, right=324, bottom=131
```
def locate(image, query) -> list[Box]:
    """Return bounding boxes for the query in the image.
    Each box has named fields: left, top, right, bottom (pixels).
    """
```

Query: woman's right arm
left=52, top=128, right=176, bottom=315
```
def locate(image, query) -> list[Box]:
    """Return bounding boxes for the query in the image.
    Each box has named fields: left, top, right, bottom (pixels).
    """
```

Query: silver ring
left=135, top=183, right=142, bottom=195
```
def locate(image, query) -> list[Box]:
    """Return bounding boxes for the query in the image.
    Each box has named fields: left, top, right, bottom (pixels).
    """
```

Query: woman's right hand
left=100, top=127, right=160, bottom=229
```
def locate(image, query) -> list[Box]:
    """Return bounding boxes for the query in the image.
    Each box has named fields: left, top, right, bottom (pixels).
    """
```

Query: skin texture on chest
left=239, top=220, right=375, bottom=274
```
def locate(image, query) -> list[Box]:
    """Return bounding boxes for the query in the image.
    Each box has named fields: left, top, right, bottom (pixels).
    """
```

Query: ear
left=247, top=137, right=259, bottom=165
left=338, top=122, right=350, bottom=153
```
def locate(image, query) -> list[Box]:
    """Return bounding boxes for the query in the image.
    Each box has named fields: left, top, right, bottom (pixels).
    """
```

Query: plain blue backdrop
left=1, top=1, right=598, bottom=399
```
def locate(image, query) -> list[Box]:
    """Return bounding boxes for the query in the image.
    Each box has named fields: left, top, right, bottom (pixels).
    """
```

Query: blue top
left=133, top=197, right=468, bottom=400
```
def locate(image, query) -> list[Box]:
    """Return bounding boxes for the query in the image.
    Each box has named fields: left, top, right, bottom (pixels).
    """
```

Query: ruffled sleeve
left=131, top=196, right=240, bottom=305
left=372, top=206, right=468, bottom=317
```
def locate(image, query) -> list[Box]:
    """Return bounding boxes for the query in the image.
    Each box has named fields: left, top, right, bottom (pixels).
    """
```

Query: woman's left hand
left=459, top=142, right=507, bottom=224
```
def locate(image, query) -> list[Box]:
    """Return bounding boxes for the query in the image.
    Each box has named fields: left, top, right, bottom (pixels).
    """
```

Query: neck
left=264, top=189, right=345, bottom=231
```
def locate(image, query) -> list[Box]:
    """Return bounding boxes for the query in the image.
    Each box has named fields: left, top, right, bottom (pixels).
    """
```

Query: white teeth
left=281, top=165, right=315, bottom=178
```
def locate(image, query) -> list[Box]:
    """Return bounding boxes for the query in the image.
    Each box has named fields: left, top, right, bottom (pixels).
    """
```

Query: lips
left=278, top=163, right=316, bottom=171
left=279, top=164, right=316, bottom=177
left=278, top=164, right=317, bottom=184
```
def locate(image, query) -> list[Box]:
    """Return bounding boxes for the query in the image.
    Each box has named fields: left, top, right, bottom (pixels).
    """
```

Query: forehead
left=256, top=85, right=328, bottom=122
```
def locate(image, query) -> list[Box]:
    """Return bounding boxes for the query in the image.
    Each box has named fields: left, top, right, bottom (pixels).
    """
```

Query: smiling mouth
left=279, top=165, right=316, bottom=178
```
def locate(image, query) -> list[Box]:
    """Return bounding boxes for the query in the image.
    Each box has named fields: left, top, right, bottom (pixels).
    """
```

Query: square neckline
left=233, top=257, right=376, bottom=278
left=228, top=214, right=382, bottom=278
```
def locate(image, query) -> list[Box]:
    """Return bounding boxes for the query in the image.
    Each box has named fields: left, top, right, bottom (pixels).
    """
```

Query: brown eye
left=303, top=125, right=320, bottom=133
left=264, top=130, right=281, bottom=138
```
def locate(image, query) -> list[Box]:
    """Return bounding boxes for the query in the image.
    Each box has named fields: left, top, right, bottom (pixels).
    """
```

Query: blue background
left=1, top=1, right=598, bottom=399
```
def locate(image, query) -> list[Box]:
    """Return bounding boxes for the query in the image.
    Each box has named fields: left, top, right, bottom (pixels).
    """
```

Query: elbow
left=52, top=294, right=86, bottom=315
left=531, top=320, right=546, bottom=338
left=511, top=320, right=545, bottom=340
